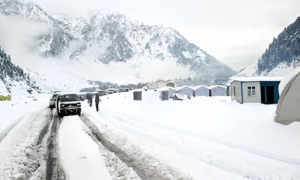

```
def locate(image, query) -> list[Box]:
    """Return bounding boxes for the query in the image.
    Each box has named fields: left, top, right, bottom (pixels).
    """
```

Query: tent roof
left=174, top=92, right=187, bottom=100
left=279, top=67, right=300, bottom=95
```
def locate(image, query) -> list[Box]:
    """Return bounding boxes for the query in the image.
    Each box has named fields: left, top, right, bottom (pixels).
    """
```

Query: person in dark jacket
left=95, top=93, right=100, bottom=111
left=87, top=93, right=93, bottom=107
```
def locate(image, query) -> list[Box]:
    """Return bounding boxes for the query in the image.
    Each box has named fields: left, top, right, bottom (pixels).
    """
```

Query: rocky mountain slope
left=0, top=0, right=236, bottom=85
left=0, top=46, right=40, bottom=95
left=238, top=17, right=300, bottom=77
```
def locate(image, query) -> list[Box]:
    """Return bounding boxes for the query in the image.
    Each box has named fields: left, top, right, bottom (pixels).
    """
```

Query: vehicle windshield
left=60, top=94, right=80, bottom=102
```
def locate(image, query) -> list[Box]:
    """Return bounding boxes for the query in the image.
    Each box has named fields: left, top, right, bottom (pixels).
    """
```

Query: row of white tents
left=159, top=85, right=226, bottom=100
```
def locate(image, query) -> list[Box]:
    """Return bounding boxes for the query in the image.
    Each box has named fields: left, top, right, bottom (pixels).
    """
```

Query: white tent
left=275, top=68, right=300, bottom=125
left=193, top=85, right=209, bottom=96
left=209, top=85, right=226, bottom=96
left=175, top=86, right=194, bottom=97
left=173, top=92, right=188, bottom=101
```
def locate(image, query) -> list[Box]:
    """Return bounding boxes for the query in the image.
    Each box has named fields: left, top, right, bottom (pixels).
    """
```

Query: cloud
left=0, top=15, right=48, bottom=62
left=0, top=14, right=192, bottom=85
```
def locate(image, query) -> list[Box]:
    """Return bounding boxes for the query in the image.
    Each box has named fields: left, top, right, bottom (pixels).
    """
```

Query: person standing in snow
left=87, top=93, right=92, bottom=107
left=95, top=93, right=100, bottom=112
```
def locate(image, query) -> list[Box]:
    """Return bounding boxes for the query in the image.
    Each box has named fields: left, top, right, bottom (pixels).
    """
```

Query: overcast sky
left=26, top=0, right=300, bottom=71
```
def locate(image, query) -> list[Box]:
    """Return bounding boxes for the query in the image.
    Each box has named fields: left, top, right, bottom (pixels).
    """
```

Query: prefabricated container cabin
left=209, top=85, right=227, bottom=96
left=133, top=91, right=142, bottom=101
left=193, top=85, right=209, bottom=97
left=175, top=86, right=194, bottom=98
left=159, top=87, right=176, bottom=100
left=231, top=77, right=283, bottom=104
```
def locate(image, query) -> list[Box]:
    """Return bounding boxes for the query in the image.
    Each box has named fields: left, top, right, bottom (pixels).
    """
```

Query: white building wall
left=231, top=81, right=242, bottom=103
left=242, top=82, right=261, bottom=103
left=177, top=87, right=194, bottom=97
left=228, top=86, right=231, bottom=96
left=194, top=87, right=209, bottom=96
left=211, top=86, right=226, bottom=96
left=169, top=88, right=176, bottom=97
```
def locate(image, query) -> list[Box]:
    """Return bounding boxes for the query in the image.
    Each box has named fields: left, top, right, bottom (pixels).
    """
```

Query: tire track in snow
left=81, top=115, right=190, bottom=180
left=46, top=115, right=66, bottom=180
left=0, top=108, right=54, bottom=179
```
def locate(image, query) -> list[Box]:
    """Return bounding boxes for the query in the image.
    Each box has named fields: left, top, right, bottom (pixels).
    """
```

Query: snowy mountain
left=0, top=46, right=40, bottom=95
left=0, top=0, right=236, bottom=85
left=238, top=17, right=300, bottom=77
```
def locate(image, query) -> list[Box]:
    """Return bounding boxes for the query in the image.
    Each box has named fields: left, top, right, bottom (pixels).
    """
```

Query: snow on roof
left=279, top=67, right=300, bottom=95
left=231, top=77, right=284, bottom=82
left=175, top=86, right=193, bottom=91
left=158, top=87, right=173, bottom=91
left=192, top=85, right=209, bottom=90
left=208, top=85, right=226, bottom=89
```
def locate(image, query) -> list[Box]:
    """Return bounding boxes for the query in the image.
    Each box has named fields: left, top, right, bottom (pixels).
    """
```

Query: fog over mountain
left=0, top=0, right=236, bottom=91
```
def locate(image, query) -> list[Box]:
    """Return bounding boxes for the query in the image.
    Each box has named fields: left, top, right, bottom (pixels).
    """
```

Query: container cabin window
left=252, top=86, right=255, bottom=95
left=247, top=86, right=255, bottom=96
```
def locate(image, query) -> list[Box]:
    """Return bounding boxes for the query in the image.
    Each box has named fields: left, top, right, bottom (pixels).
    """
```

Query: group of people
left=86, top=93, right=101, bottom=112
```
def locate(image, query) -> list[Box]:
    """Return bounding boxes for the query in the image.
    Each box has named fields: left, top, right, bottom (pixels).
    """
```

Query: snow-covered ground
left=0, top=93, right=51, bottom=141
left=85, top=91, right=300, bottom=179
left=0, top=91, right=300, bottom=179
left=58, top=116, right=111, bottom=180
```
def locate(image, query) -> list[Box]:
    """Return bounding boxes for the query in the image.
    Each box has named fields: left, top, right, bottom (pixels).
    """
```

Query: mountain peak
left=0, top=1, right=236, bottom=85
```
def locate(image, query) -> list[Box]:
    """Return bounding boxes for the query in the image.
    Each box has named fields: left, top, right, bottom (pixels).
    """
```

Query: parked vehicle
left=56, top=93, right=82, bottom=117
left=49, top=94, right=58, bottom=109
left=77, top=92, right=87, bottom=101
left=106, top=88, right=119, bottom=94
left=97, top=90, right=108, bottom=96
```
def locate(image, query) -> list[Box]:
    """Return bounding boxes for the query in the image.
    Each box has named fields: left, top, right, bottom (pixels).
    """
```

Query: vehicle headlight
left=77, top=103, right=81, bottom=107
left=61, top=104, right=65, bottom=108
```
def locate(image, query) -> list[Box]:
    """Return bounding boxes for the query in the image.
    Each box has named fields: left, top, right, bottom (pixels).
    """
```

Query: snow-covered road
left=1, top=91, right=300, bottom=180
left=91, top=91, right=300, bottom=179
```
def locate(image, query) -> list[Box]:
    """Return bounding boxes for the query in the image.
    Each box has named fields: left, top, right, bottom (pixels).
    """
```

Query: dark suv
left=56, top=93, right=82, bottom=117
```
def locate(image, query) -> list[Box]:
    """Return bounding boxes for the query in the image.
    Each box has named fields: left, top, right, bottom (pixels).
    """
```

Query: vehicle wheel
left=58, top=112, right=64, bottom=118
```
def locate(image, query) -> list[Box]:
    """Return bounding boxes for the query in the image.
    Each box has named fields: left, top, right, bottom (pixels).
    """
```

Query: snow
left=278, top=67, right=300, bottom=95
left=232, top=76, right=284, bottom=82
left=173, top=92, right=188, bottom=100
left=182, top=51, right=192, bottom=59
left=267, top=62, right=294, bottom=77
left=208, top=85, right=226, bottom=89
left=58, top=116, right=111, bottom=180
left=0, top=106, right=51, bottom=179
left=0, top=94, right=51, bottom=141
left=88, top=91, right=300, bottom=179
left=1, top=91, right=300, bottom=179
left=192, top=85, right=209, bottom=90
